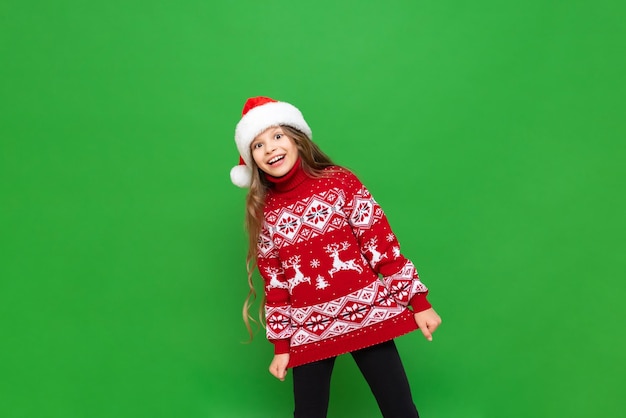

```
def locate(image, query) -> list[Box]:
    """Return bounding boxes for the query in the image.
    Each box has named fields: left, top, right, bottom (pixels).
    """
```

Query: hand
left=414, top=308, right=442, bottom=341
left=269, top=353, right=290, bottom=381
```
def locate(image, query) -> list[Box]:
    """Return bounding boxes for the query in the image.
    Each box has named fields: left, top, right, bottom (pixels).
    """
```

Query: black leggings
left=292, top=340, right=419, bottom=418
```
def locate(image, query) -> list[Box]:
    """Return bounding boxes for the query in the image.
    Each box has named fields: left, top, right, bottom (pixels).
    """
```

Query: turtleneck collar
left=265, top=157, right=309, bottom=193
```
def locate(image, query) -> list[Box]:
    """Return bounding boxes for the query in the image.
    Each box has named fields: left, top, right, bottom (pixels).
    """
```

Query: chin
left=275, top=165, right=295, bottom=176
left=274, top=169, right=290, bottom=177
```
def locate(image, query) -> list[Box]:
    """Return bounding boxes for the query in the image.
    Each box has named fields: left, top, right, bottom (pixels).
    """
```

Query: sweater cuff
left=410, top=292, right=432, bottom=313
left=271, top=338, right=291, bottom=354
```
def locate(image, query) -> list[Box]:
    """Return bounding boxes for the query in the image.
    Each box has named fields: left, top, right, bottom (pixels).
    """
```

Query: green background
left=1, top=0, right=625, bottom=417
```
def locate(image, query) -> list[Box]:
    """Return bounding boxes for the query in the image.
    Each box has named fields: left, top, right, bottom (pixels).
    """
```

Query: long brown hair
left=243, top=125, right=337, bottom=339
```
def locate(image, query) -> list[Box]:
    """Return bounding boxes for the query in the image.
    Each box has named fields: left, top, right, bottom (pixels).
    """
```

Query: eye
left=252, top=142, right=262, bottom=149
left=274, top=134, right=282, bottom=140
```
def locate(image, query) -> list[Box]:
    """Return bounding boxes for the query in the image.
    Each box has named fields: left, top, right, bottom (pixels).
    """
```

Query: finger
left=420, top=326, right=433, bottom=341
left=416, top=320, right=433, bottom=341
left=428, top=321, right=440, bottom=335
left=276, top=364, right=286, bottom=381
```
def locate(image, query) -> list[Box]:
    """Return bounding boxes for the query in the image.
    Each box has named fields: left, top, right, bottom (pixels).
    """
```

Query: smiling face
left=250, top=126, right=299, bottom=177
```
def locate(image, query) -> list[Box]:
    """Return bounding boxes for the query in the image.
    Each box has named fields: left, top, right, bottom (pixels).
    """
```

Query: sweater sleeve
left=340, top=170, right=431, bottom=312
left=257, top=222, right=292, bottom=354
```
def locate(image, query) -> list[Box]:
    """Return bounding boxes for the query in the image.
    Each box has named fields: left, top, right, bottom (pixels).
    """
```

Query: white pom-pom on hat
left=230, top=96, right=312, bottom=188
left=230, top=160, right=252, bottom=188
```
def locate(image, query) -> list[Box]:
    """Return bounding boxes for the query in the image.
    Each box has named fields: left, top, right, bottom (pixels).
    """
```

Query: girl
left=231, top=96, right=441, bottom=418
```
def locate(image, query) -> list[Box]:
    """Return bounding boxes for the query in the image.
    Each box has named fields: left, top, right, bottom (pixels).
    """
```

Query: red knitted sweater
left=258, top=163, right=431, bottom=368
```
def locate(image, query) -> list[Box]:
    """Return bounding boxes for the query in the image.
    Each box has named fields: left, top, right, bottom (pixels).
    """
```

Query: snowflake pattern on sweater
left=258, top=166, right=430, bottom=368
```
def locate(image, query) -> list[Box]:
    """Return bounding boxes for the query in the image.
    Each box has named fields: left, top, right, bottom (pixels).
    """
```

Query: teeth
left=269, top=156, right=284, bottom=164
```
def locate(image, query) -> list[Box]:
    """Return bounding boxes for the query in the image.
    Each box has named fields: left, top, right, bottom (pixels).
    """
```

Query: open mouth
left=268, top=155, right=285, bottom=165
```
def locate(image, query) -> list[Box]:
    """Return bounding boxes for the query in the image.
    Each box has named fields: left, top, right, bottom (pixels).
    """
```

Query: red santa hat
left=230, top=96, right=312, bottom=187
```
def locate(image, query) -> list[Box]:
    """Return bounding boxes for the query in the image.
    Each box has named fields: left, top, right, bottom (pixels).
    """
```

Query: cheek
left=251, top=149, right=263, bottom=165
left=286, top=142, right=298, bottom=156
